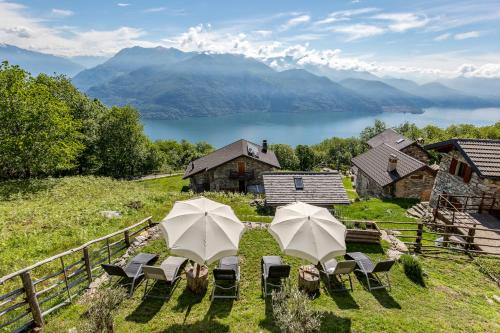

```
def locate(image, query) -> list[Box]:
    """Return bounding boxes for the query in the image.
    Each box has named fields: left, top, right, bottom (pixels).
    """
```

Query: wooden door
left=238, top=161, right=246, bottom=174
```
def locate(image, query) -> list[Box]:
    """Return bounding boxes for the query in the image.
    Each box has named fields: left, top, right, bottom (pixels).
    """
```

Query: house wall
left=355, top=169, right=387, bottom=198
left=401, top=144, right=430, bottom=164
left=429, top=150, right=500, bottom=208
left=189, top=156, right=275, bottom=192
left=393, top=169, right=436, bottom=200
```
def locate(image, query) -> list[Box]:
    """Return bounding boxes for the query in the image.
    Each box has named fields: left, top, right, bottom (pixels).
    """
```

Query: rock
left=68, top=328, right=77, bottom=333
left=493, top=295, right=500, bottom=303
left=485, top=296, right=494, bottom=305
left=101, top=210, right=122, bottom=219
left=387, top=249, right=403, bottom=260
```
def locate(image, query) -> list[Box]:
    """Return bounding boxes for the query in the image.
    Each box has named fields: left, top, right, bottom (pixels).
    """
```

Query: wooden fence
left=0, top=216, right=154, bottom=333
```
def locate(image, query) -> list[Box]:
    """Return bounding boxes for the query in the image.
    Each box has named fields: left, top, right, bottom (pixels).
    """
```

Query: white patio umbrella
left=269, top=201, right=347, bottom=264
left=159, top=197, right=245, bottom=267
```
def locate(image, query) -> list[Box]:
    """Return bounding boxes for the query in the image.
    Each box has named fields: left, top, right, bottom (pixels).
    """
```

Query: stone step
left=407, top=208, right=423, bottom=218
left=413, top=205, right=425, bottom=215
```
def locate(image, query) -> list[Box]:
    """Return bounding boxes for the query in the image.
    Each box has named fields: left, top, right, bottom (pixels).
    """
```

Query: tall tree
left=0, top=62, right=83, bottom=178
left=270, top=144, right=299, bottom=170
left=295, top=145, right=316, bottom=171
left=360, top=119, right=387, bottom=142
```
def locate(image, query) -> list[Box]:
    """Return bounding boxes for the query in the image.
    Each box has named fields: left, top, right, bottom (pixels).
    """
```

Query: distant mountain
left=339, top=78, right=430, bottom=113
left=438, top=77, right=500, bottom=100
left=382, top=78, right=494, bottom=108
left=86, top=52, right=381, bottom=119
left=0, top=44, right=84, bottom=76
left=72, top=46, right=193, bottom=90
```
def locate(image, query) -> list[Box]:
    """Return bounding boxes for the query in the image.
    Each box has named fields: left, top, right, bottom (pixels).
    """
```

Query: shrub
left=400, top=254, right=425, bottom=286
left=79, top=287, right=127, bottom=333
left=343, top=220, right=355, bottom=229
left=271, top=288, right=322, bottom=333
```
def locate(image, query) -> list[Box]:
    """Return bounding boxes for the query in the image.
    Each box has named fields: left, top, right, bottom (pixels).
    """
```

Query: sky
left=1, top=0, right=500, bottom=80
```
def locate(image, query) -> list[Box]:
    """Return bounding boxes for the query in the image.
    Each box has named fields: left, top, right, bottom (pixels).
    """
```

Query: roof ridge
left=381, top=143, right=425, bottom=166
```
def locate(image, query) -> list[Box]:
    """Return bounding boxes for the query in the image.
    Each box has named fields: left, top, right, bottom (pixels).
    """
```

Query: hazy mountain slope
left=87, top=54, right=381, bottom=119
left=339, top=78, right=430, bottom=113
left=383, top=78, right=494, bottom=107
left=0, top=44, right=84, bottom=76
left=72, top=46, right=194, bottom=90
left=439, top=77, right=500, bottom=100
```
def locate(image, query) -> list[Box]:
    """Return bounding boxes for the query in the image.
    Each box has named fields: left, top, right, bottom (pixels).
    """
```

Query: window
left=449, top=158, right=472, bottom=183
left=294, top=177, right=304, bottom=190
left=410, top=174, right=423, bottom=180
left=395, top=138, right=405, bottom=144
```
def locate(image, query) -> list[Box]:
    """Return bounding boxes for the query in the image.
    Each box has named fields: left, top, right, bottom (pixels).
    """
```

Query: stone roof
left=183, top=139, right=280, bottom=179
left=262, top=172, right=350, bottom=207
left=352, top=144, right=428, bottom=187
left=367, top=128, right=414, bottom=150
left=425, top=139, right=500, bottom=179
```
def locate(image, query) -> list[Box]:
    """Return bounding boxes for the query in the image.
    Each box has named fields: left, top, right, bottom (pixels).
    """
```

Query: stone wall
left=401, top=144, right=430, bottom=163
left=394, top=169, right=436, bottom=200
left=356, top=167, right=435, bottom=199
left=429, top=150, right=500, bottom=209
left=189, top=156, right=275, bottom=192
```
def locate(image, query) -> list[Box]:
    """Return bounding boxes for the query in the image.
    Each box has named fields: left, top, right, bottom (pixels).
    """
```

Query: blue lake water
left=142, top=107, right=500, bottom=147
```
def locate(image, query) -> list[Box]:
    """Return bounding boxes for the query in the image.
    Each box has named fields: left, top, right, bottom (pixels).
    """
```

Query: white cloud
left=313, top=8, right=379, bottom=26
left=455, top=63, right=500, bottom=78
left=117, top=3, right=130, bottom=7
left=143, top=7, right=165, bottom=13
left=51, top=8, right=74, bottom=17
left=434, top=33, right=450, bottom=41
left=372, top=13, right=429, bottom=32
left=331, top=24, right=385, bottom=41
left=280, top=15, right=310, bottom=31
left=454, top=31, right=480, bottom=40
left=253, top=30, right=272, bottom=38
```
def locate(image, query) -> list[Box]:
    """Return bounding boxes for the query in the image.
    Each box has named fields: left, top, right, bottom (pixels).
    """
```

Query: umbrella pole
left=195, top=262, right=201, bottom=277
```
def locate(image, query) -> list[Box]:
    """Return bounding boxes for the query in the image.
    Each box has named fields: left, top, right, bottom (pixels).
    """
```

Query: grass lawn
left=45, top=231, right=500, bottom=333
left=342, top=176, right=359, bottom=200
left=2, top=175, right=498, bottom=332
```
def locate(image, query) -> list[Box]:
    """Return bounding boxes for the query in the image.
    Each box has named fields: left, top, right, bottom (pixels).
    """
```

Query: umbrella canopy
left=269, top=201, right=346, bottom=264
left=159, top=197, right=245, bottom=265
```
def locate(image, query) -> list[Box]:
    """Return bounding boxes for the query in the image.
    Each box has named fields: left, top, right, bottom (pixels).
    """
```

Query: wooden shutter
left=463, top=165, right=473, bottom=183
left=449, top=158, right=458, bottom=174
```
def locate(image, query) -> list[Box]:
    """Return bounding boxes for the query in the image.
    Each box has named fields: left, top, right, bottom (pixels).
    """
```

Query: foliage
left=270, top=144, right=299, bottom=170
left=400, top=254, right=425, bottom=286
left=360, top=119, right=387, bottom=142
left=0, top=62, right=84, bottom=178
left=79, top=287, right=127, bottom=333
left=154, top=139, right=214, bottom=172
left=295, top=145, right=316, bottom=171
left=271, top=288, right=323, bottom=333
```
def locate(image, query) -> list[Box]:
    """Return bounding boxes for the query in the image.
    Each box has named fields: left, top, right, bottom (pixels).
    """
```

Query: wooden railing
left=0, top=216, right=154, bottom=333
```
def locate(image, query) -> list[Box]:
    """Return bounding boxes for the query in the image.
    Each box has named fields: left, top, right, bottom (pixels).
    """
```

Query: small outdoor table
left=298, top=265, right=320, bottom=294
left=185, top=263, right=209, bottom=294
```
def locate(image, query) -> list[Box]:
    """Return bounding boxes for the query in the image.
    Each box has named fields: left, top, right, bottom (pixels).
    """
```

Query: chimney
left=262, top=139, right=268, bottom=153
left=416, top=137, right=425, bottom=145
left=387, top=154, right=398, bottom=172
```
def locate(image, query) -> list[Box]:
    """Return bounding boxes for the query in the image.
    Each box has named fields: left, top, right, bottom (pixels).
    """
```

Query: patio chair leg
left=129, top=278, right=136, bottom=297
left=365, top=273, right=372, bottom=292
left=142, top=279, right=149, bottom=300
left=348, top=274, right=353, bottom=292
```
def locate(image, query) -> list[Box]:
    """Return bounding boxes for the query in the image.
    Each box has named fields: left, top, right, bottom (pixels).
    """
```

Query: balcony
left=229, top=170, right=255, bottom=180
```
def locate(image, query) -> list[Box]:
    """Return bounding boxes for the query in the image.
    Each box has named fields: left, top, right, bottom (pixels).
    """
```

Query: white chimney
left=387, top=154, right=398, bottom=172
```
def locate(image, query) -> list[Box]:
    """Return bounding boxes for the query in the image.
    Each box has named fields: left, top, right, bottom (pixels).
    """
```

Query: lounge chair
left=211, top=256, right=240, bottom=301
left=261, top=256, right=291, bottom=297
left=142, top=256, right=187, bottom=300
left=318, top=258, right=356, bottom=292
left=345, top=252, right=395, bottom=291
left=101, top=253, right=159, bottom=297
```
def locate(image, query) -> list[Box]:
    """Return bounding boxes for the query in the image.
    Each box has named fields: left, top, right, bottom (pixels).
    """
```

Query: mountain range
left=1, top=44, right=499, bottom=119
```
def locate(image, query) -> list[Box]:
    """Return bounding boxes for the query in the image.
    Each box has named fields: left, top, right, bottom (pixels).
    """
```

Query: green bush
left=271, top=288, right=322, bottom=333
left=400, top=254, right=425, bottom=286
left=80, top=287, right=127, bottom=333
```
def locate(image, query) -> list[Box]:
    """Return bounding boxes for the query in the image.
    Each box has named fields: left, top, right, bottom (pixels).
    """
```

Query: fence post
left=106, top=239, right=111, bottom=264
left=443, top=224, right=450, bottom=248
left=433, top=196, right=440, bottom=222
left=20, top=271, right=44, bottom=329
left=414, top=223, right=423, bottom=254
left=147, top=217, right=153, bottom=228
left=465, top=224, right=476, bottom=252
left=82, top=247, right=92, bottom=285
left=124, top=230, right=130, bottom=247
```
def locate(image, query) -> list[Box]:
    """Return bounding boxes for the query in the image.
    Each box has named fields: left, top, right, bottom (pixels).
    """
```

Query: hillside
left=0, top=44, right=84, bottom=76
left=83, top=49, right=382, bottom=119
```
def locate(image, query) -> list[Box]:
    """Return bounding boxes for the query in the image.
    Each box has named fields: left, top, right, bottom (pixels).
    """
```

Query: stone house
left=425, top=139, right=500, bottom=210
left=262, top=171, right=350, bottom=208
left=183, top=139, right=280, bottom=193
left=367, top=128, right=431, bottom=163
left=352, top=143, right=437, bottom=200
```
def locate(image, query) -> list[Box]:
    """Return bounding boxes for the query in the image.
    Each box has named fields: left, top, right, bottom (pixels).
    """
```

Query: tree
left=96, top=106, right=158, bottom=177
left=0, top=62, right=83, bottom=178
left=295, top=145, right=316, bottom=171
left=360, top=119, right=387, bottom=142
left=270, top=144, right=299, bottom=170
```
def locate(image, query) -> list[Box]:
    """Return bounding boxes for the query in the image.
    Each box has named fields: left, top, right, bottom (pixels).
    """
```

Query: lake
left=142, top=107, right=500, bottom=147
